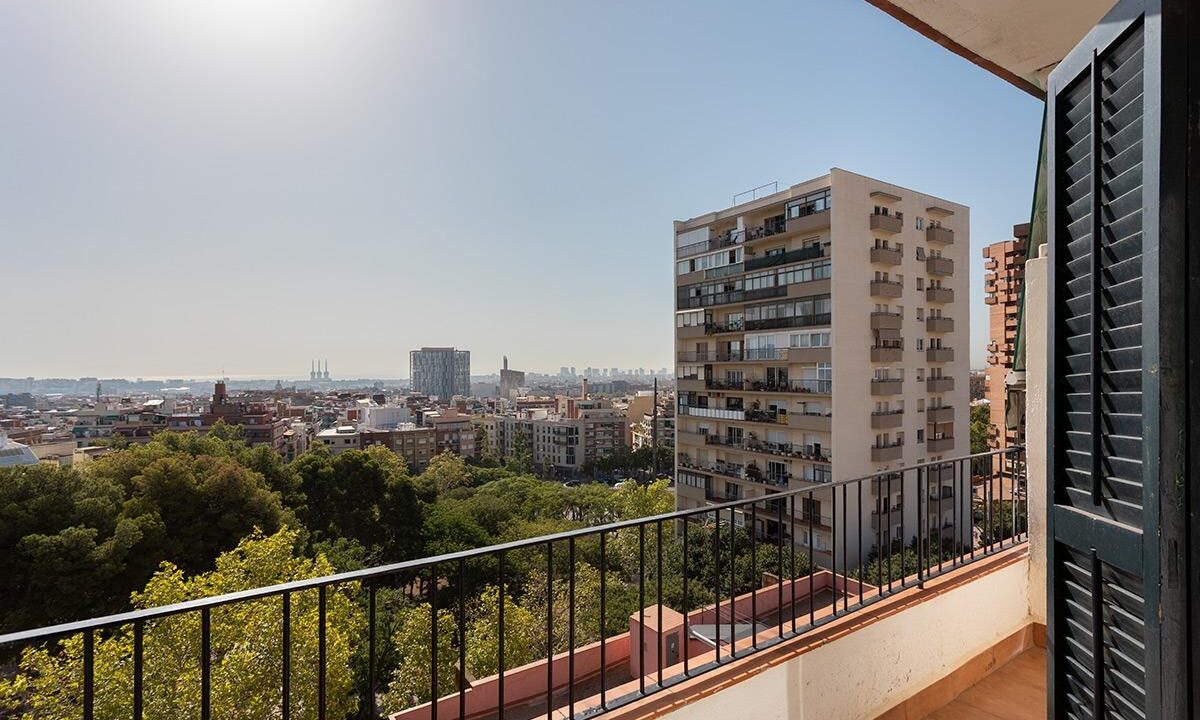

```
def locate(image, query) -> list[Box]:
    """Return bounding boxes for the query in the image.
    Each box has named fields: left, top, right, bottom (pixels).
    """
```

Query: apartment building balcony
left=743, top=378, right=832, bottom=395
left=926, top=347, right=955, bottom=362
left=871, top=409, right=904, bottom=429
left=869, top=245, right=902, bottom=265
left=743, top=244, right=823, bottom=272
left=926, top=316, right=954, bottom=333
left=704, top=318, right=746, bottom=334
left=870, top=345, right=903, bottom=362
left=869, top=212, right=903, bottom=233
left=676, top=377, right=705, bottom=393
left=744, top=313, right=832, bottom=333
left=678, top=349, right=747, bottom=363
left=705, top=433, right=831, bottom=464
left=869, top=311, right=902, bottom=330
left=870, top=441, right=904, bottom=462
left=926, top=225, right=954, bottom=244
left=927, top=406, right=956, bottom=423
left=869, top=279, right=902, bottom=298
left=744, top=409, right=788, bottom=426
left=926, top=256, right=954, bottom=276
left=779, top=346, right=830, bottom=364
left=870, top=378, right=903, bottom=395
left=788, top=412, right=833, bottom=433
left=927, top=435, right=956, bottom=453
left=784, top=207, right=831, bottom=236
left=927, top=377, right=955, bottom=393
left=678, top=405, right=745, bottom=421
left=679, top=454, right=745, bottom=481
left=925, top=286, right=954, bottom=304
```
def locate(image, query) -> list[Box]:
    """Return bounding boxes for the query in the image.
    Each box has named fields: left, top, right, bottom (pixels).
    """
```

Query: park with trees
left=0, top=425, right=802, bottom=719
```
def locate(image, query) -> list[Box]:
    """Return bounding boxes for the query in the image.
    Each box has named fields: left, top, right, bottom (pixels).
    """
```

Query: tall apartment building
left=982, top=224, right=1028, bottom=450
left=409, top=347, right=470, bottom=400
left=673, top=168, right=969, bottom=566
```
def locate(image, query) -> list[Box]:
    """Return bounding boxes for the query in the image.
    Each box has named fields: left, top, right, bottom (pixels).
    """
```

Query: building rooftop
left=0, top=429, right=39, bottom=467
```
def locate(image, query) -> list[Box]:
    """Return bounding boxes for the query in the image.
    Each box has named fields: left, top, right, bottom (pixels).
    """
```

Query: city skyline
left=0, top=0, right=1039, bottom=378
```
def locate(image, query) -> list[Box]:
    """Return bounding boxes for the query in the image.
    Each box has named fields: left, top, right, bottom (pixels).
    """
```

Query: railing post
left=917, top=467, right=925, bottom=589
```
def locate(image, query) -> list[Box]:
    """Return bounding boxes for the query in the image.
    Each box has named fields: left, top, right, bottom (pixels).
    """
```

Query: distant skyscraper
left=410, top=347, right=471, bottom=399
left=499, top=355, right=525, bottom=401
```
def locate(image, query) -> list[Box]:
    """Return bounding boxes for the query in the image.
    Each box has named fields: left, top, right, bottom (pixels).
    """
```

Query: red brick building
left=982, top=223, right=1028, bottom=450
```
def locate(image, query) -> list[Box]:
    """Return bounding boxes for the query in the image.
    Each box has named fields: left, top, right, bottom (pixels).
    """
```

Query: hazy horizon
left=0, top=0, right=1041, bottom=378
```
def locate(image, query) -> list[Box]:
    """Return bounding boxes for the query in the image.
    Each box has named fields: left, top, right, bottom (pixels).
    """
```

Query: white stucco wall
left=653, top=556, right=1032, bottom=720
left=1024, top=247, right=1048, bottom=624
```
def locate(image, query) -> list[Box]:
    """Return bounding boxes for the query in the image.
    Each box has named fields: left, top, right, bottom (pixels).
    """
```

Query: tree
left=506, top=429, right=533, bottom=476
left=382, top=603, right=458, bottom=711
left=613, top=478, right=674, bottom=519
left=1, top=434, right=290, bottom=631
left=292, top=445, right=422, bottom=559
left=0, top=528, right=364, bottom=720
left=464, top=587, right=543, bottom=678
left=970, top=403, right=991, bottom=454
left=420, top=451, right=474, bottom=495
left=0, top=464, right=159, bottom=631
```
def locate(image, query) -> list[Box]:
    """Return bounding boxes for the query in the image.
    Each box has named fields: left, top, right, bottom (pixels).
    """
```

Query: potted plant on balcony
left=746, top=462, right=762, bottom=483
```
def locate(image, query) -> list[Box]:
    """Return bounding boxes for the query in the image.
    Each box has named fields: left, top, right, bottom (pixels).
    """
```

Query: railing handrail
left=0, top=446, right=1025, bottom=648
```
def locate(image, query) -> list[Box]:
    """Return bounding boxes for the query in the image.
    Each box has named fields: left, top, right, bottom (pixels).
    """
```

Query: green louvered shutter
left=1047, top=0, right=1193, bottom=717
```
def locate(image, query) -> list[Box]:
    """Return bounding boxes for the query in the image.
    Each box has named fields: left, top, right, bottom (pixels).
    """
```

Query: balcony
left=784, top=207, right=831, bottom=236
left=744, top=313, right=832, bottom=333
left=871, top=410, right=904, bottom=429
left=927, top=406, right=956, bottom=423
left=869, top=246, right=902, bottom=265
left=928, top=435, right=956, bottom=453
left=870, top=378, right=903, bottom=395
left=678, top=405, right=745, bottom=421
left=868, top=279, right=902, bottom=298
left=869, top=311, right=902, bottom=331
left=743, top=378, right=832, bottom=395
left=926, top=316, right=954, bottom=333
left=925, top=286, right=954, bottom=303
left=926, top=256, right=954, bottom=276
left=0, top=447, right=1034, bottom=720
left=871, top=441, right=904, bottom=462
left=705, top=433, right=830, bottom=464
left=870, top=345, right=903, bottom=362
left=927, top=377, right=955, bottom=393
left=926, top=225, right=954, bottom=244
left=788, top=412, right=833, bottom=432
left=743, top=244, right=823, bottom=272
left=926, top=347, right=955, bottom=362
left=869, top=212, right=903, bottom=233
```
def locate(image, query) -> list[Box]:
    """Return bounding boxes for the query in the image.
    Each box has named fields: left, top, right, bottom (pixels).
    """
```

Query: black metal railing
left=744, top=312, right=831, bottom=332
left=0, top=448, right=1026, bottom=720
left=743, top=245, right=823, bottom=272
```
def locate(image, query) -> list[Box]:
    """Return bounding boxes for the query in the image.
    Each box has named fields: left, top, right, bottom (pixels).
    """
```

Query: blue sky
left=0, top=0, right=1042, bottom=379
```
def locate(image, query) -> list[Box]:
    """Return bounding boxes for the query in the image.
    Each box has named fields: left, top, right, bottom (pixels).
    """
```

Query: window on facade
left=786, top=188, right=831, bottom=219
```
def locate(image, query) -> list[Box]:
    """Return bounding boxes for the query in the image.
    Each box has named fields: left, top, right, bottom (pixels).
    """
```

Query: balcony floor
left=923, top=647, right=1045, bottom=720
